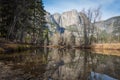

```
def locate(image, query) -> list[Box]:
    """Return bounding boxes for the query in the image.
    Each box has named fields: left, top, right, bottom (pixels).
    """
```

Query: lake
left=0, top=48, right=120, bottom=80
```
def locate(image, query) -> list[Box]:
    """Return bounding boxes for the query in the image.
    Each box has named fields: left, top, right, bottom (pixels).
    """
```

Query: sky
left=43, top=0, right=120, bottom=20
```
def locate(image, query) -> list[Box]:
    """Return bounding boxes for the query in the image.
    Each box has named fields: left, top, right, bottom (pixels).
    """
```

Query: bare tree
left=81, top=6, right=102, bottom=45
left=80, top=12, right=89, bottom=46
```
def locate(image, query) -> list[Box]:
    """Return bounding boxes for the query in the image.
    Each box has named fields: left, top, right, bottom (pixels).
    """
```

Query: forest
left=0, top=0, right=46, bottom=45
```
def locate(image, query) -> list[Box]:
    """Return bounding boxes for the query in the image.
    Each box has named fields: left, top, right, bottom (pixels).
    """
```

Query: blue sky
left=43, top=0, right=120, bottom=20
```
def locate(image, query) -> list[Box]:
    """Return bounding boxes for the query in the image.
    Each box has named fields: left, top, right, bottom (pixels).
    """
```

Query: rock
left=52, top=13, right=61, bottom=25
left=45, top=9, right=84, bottom=31
left=45, top=9, right=120, bottom=45
left=95, top=16, right=120, bottom=33
left=60, top=9, right=80, bottom=28
left=45, top=10, right=86, bottom=45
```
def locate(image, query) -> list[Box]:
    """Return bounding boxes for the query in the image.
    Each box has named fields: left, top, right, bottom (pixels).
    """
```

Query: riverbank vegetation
left=0, top=0, right=48, bottom=52
left=0, top=0, right=46, bottom=45
left=0, top=38, right=33, bottom=53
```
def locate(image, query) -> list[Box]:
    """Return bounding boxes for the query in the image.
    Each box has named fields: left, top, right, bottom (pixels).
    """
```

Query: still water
left=0, top=48, right=120, bottom=80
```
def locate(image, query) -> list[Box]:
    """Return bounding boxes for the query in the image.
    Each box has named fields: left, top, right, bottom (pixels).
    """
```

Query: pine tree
left=0, top=0, right=46, bottom=44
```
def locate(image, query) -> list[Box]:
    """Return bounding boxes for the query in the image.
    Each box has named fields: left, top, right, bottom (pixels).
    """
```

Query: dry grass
left=90, top=43, right=120, bottom=50
left=0, top=38, right=34, bottom=53
left=88, top=43, right=120, bottom=56
left=0, top=43, right=32, bottom=53
left=4, top=44, right=19, bottom=49
left=45, top=45, right=64, bottom=48
left=91, top=49, right=120, bottom=56
left=0, top=48, right=4, bottom=53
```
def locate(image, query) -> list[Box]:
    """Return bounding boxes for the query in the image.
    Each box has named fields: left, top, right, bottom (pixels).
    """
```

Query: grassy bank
left=44, top=43, right=120, bottom=50
left=0, top=38, right=43, bottom=53
left=89, top=43, right=120, bottom=50
left=0, top=43, right=34, bottom=53
left=91, top=49, right=120, bottom=56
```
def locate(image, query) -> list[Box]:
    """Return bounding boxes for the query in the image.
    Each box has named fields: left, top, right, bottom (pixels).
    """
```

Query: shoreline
left=0, top=43, right=39, bottom=53
left=87, top=43, right=120, bottom=50
left=1, top=42, right=120, bottom=53
left=45, top=43, right=120, bottom=50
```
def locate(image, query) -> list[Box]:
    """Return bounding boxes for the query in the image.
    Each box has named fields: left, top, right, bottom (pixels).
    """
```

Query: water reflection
left=44, top=49, right=119, bottom=80
left=0, top=48, right=120, bottom=80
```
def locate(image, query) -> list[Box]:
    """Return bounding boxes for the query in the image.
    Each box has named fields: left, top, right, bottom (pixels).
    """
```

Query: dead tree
left=81, top=6, right=102, bottom=45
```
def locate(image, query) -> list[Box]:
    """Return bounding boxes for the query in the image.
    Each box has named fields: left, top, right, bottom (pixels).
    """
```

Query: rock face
left=95, top=16, right=120, bottom=33
left=45, top=10, right=120, bottom=45
left=60, top=10, right=80, bottom=27
left=46, top=10, right=120, bottom=34
left=52, top=13, right=61, bottom=25
left=45, top=9, right=84, bottom=29
left=45, top=10, right=85, bottom=45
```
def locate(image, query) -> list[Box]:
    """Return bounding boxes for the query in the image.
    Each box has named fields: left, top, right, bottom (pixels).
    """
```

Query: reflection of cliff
left=44, top=49, right=95, bottom=80
left=44, top=49, right=120, bottom=80
left=0, top=49, right=119, bottom=79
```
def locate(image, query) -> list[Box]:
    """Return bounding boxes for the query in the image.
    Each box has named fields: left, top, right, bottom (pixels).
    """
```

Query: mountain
left=95, top=16, right=120, bottom=34
left=45, top=10, right=120, bottom=45
left=45, top=10, right=88, bottom=45
left=45, top=9, right=86, bottom=32
left=46, top=9, right=120, bottom=34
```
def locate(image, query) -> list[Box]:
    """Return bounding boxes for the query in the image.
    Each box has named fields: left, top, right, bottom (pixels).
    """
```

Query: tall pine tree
left=0, top=0, right=46, bottom=44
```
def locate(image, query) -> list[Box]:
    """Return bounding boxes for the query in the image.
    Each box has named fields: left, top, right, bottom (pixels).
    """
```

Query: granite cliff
left=45, top=10, right=120, bottom=45
left=46, top=9, right=120, bottom=33
left=96, top=16, right=120, bottom=34
left=45, top=10, right=85, bottom=31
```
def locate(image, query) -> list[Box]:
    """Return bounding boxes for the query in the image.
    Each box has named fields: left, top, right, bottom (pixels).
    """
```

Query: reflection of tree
left=3, top=49, right=118, bottom=80
left=44, top=49, right=92, bottom=80
left=43, top=49, right=120, bottom=80
left=77, top=50, right=98, bottom=80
